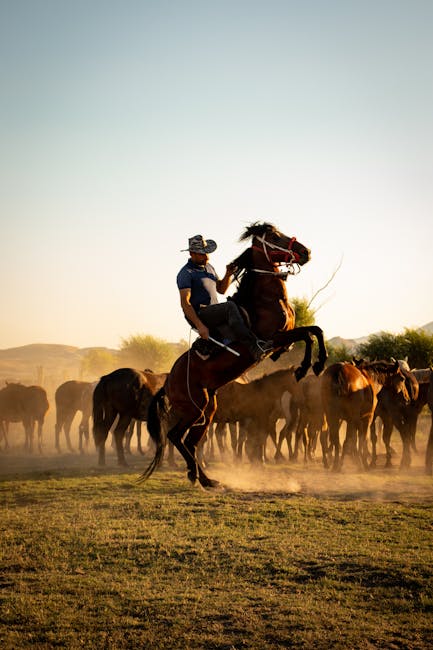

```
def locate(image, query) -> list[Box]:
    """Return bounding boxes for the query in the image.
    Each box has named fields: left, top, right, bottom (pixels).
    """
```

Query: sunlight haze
left=1, top=0, right=432, bottom=350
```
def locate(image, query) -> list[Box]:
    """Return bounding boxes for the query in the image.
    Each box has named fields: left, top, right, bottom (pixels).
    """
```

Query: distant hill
left=420, top=321, right=433, bottom=335
left=0, top=343, right=118, bottom=387
left=1, top=321, right=431, bottom=386
left=326, top=336, right=366, bottom=353
left=327, top=321, right=433, bottom=353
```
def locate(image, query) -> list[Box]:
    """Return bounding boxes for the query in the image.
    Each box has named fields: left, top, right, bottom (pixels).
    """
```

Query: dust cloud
left=0, top=411, right=431, bottom=503
left=207, top=457, right=433, bottom=503
left=210, top=464, right=302, bottom=494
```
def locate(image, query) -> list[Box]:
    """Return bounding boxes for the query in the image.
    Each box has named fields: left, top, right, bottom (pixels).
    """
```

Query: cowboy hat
left=182, top=234, right=217, bottom=254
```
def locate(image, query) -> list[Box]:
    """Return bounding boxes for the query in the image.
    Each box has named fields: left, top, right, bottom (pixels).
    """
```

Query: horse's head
left=367, top=360, right=411, bottom=404
left=240, top=222, right=311, bottom=268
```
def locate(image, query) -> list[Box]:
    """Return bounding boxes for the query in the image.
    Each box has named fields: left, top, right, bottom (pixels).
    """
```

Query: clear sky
left=1, top=0, right=432, bottom=350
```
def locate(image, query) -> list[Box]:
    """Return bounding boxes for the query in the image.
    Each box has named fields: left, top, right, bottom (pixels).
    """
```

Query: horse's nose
left=300, top=247, right=311, bottom=265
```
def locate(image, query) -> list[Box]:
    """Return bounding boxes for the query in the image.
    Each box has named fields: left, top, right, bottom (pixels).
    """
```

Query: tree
left=357, top=332, right=404, bottom=362
left=119, top=334, right=187, bottom=373
left=399, top=329, right=433, bottom=368
left=80, top=349, right=118, bottom=379
left=356, top=328, right=433, bottom=369
left=325, top=342, right=352, bottom=365
left=292, top=296, right=315, bottom=327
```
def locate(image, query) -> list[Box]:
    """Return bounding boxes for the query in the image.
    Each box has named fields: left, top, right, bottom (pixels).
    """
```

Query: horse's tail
left=92, top=378, right=106, bottom=446
left=137, top=387, right=169, bottom=483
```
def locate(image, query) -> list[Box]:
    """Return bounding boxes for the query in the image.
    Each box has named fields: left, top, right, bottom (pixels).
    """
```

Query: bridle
left=251, top=233, right=301, bottom=277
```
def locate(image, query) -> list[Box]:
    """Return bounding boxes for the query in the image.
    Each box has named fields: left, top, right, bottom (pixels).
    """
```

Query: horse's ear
left=392, top=360, right=399, bottom=371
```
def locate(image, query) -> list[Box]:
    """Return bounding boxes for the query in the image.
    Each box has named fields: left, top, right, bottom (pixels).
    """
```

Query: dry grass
left=1, top=421, right=433, bottom=650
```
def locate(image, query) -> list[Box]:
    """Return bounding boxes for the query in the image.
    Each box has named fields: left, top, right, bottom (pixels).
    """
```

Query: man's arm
left=216, top=263, right=235, bottom=295
left=179, top=288, right=209, bottom=339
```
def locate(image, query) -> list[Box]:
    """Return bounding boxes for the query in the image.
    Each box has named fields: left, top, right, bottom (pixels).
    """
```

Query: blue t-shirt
left=176, top=259, right=219, bottom=313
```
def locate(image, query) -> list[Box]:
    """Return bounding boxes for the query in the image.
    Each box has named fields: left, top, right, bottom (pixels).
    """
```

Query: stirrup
left=257, top=339, right=273, bottom=354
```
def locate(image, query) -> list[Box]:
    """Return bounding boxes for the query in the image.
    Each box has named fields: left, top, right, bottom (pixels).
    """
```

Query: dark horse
left=0, top=382, right=49, bottom=453
left=93, top=368, right=157, bottom=466
left=138, top=222, right=327, bottom=488
left=55, top=380, right=95, bottom=453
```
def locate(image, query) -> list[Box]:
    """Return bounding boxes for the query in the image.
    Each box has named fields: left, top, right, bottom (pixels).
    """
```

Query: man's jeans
left=197, top=301, right=256, bottom=348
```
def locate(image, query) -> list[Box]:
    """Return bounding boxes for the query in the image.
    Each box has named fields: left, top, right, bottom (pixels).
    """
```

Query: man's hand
left=196, top=323, right=209, bottom=339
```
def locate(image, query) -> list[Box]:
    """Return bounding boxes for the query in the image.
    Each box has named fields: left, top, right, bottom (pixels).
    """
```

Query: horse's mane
left=229, top=222, right=280, bottom=311
left=357, top=359, right=400, bottom=383
left=239, top=221, right=278, bottom=242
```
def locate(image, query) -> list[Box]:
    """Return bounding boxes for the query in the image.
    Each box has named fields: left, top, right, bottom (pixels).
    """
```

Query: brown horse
left=209, top=367, right=298, bottom=464
left=0, top=382, right=49, bottom=453
left=139, top=222, right=327, bottom=487
left=124, top=371, right=168, bottom=455
left=92, top=368, right=164, bottom=466
left=54, top=380, right=95, bottom=453
left=290, top=373, right=324, bottom=464
left=321, top=360, right=409, bottom=471
left=369, top=364, right=420, bottom=469
left=425, top=370, right=433, bottom=475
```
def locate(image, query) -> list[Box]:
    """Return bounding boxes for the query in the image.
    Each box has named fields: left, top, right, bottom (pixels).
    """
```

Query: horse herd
left=1, top=359, right=433, bottom=477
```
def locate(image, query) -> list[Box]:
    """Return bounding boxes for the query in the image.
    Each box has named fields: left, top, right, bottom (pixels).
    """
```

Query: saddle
left=191, top=336, right=222, bottom=360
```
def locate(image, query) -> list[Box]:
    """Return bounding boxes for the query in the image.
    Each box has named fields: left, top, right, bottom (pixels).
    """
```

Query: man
left=176, top=234, right=273, bottom=361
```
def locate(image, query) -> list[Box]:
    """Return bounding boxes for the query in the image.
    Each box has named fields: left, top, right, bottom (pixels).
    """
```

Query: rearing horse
left=138, top=222, right=327, bottom=488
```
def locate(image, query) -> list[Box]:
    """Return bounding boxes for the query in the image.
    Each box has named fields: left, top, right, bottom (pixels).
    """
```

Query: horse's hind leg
left=124, top=419, right=135, bottom=455
left=174, top=395, right=219, bottom=488
left=167, top=419, right=200, bottom=482
left=184, top=422, right=220, bottom=488
left=382, top=420, right=394, bottom=468
left=95, top=411, right=116, bottom=466
left=55, top=415, right=64, bottom=453
left=136, top=421, right=145, bottom=455
left=327, top=417, right=341, bottom=472
left=37, top=420, right=43, bottom=454
left=370, top=419, right=378, bottom=469
left=78, top=415, right=90, bottom=454
left=63, top=413, right=75, bottom=452
left=113, top=415, right=132, bottom=467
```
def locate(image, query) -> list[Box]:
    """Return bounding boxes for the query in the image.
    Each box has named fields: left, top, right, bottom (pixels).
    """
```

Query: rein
left=250, top=267, right=297, bottom=279
left=254, top=233, right=299, bottom=263
left=250, top=233, right=301, bottom=277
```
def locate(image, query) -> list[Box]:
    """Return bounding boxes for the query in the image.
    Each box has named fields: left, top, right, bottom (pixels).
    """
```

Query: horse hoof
left=200, top=477, right=220, bottom=489
left=312, top=362, right=323, bottom=376
left=187, top=470, right=197, bottom=484
left=295, top=366, right=307, bottom=382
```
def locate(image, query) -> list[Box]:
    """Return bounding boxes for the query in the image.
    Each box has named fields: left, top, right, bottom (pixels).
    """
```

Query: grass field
left=1, top=418, right=432, bottom=649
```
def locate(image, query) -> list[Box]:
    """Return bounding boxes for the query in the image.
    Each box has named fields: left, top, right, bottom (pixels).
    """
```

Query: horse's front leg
left=308, top=325, right=328, bottom=375
left=273, top=328, right=313, bottom=381
left=296, top=333, right=313, bottom=381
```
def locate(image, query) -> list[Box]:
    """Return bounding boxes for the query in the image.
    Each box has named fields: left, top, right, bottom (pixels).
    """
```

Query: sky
left=1, top=0, right=432, bottom=350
